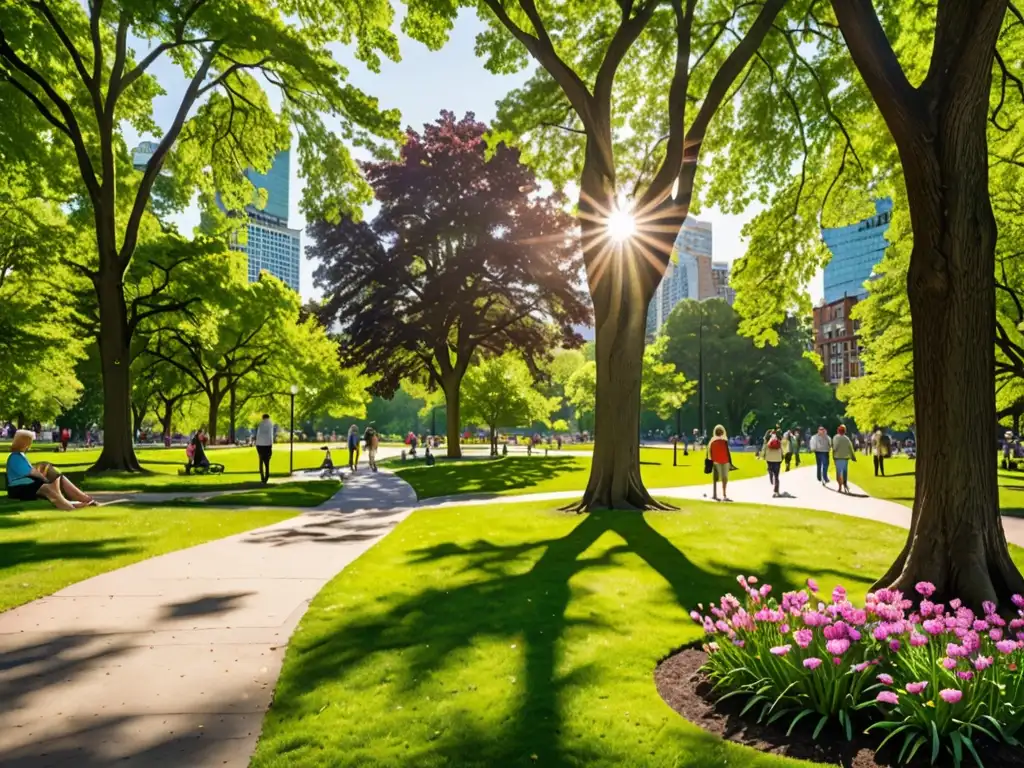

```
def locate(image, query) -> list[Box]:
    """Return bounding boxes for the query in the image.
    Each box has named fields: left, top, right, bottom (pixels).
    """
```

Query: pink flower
left=873, top=625, right=890, bottom=641
left=947, top=644, right=968, bottom=658
left=803, top=657, right=822, bottom=670
left=996, top=640, right=1017, bottom=654
left=958, top=671, right=974, bottom=681
left=876, top=691, right=899, bottom=705
left=915, top=581, right=936, bottom=598
left=689, top=610, right=702, bottom=623
left=941, top=657, right=958, bottom=670
left=889, top=639, right=902, bottom=652
left=910, top=632, right=928, bottom=647
left=974, top=655, right=993, bottom=671
left=950, top=599, right=962, bottom=610
left=737, top=575, right=749, bottom=589
left=853, top=661, right=871, bottom=672
left=1012, top=594, right=1024, bottom=609
left=877, top=673, right=894, bottom=685
left=983, top=600, right=997, bottom=616
left=939, top=689, right=963, bottom=704
left=906, top=681, right=928, bottom=695
left=807, top=578, right=819, bottom=593
left=824, top=622, right=850, bottom=641
left=770, top=645, right=792, bottom=656
left=833, top=586, right=848, bottom=604
left=759, top=584, right=772, bottom=597
left=794, top=629, right=814, bottom=649
left=733, top=639, right=745, bottom=648
left=990, top=629, right=1004, bottom=642
left=803, top=611, right=829, bottom=627
left=922, top=619, right=945, bottom=635
left=919, top=600, right=935, bottom=617
left=779, top=624, right=790, bottom=635
left=748, top=576, right=758, bottom=584
left=973, top=620, right=990, bottom=632
left=962, top=632, right=981, bottom=654
left=826, top=638, right=850, bottom=656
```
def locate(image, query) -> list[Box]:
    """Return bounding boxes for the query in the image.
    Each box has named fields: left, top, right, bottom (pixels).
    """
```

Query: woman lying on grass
left=5, top=429, right=97, bottom=509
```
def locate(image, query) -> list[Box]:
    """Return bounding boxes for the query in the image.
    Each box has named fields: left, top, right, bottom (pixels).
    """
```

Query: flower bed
left=686, top=577, right=1024, bottom=766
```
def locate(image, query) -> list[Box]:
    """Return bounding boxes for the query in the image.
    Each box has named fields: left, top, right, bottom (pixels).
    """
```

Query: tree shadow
left=161, top=592, right=255, bottom=619
left=400, top=457, right=583, bottom=499
left=268, top=510, right=810, bottom=765
left=0, top=539, right=138, bottom=574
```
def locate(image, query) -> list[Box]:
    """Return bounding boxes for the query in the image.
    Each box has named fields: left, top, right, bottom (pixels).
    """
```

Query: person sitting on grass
left=185, top=428, right=211, bottom=474
left=5, top=429, right=97, bottom=509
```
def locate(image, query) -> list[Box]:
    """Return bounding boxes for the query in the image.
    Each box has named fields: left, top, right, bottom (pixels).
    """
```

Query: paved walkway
left=0, top=470, right=416, bottom=768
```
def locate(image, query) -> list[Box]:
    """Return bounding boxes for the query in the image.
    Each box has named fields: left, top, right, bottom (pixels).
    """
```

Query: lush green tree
left=470, top=0, right=802, bottom=509
left=728, top=2, right=1024, bottom=603
left=640, top=335, right=692, bottom=419
left=311, top=112, right=590, bottom=458
left=564, top=361, right=596, bottom=434
left=0, top=178, right=87, bottom=424
left=461, top=355, right=558, bottom=455
left=0, top=0, right=449, bottom=469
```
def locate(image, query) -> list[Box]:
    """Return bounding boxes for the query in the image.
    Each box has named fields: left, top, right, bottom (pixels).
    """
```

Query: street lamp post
left=289, top=384, right=298, bottom=474
left=431, top=406, right=437, bottom=439
left=673, top=406, right=682, bottom=467
left=698, top=303, right=705, bottom=439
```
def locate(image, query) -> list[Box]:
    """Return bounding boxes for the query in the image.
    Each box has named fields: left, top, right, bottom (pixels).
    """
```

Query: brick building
left=813, top=296, right=862, bottom=386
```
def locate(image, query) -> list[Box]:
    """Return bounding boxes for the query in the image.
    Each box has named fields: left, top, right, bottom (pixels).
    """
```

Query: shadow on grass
left=396, top=456, right=584, bottom=499
left=268, top=510, right=809, bottom=765
left=0, top=539, right=138, bottom=574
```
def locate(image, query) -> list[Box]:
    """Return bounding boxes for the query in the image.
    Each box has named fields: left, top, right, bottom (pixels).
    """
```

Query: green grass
left=392, top=448, right=761, bottom=500
left=849, top=456, right=1024, bottom=514
left=0, top=503, right=294, bottom=612
left=1, top=443, right=331, bottom=493
left=163, top=480, right=342, bottom=508
left=251, top=500, right=1024, bottom=767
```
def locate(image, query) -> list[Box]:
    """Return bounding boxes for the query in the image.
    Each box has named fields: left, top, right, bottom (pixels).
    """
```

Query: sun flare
left=606, top=208, right=636, bottom=242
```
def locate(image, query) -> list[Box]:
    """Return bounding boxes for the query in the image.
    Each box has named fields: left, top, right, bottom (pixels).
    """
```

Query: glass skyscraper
left=821, top=197, right=893, bottom=303
left=235, top=150, right=302, bottom=292
left=646, top=216, right=714, bottom=336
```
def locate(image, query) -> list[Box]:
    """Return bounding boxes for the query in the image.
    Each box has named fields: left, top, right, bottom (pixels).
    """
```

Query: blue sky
left=127, top=10, right=823, bottom=302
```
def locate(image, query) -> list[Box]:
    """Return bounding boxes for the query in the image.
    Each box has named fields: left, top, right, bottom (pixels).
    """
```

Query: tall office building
left=235, top=151, right=302, bottom=291
left=131, top=143, right=302, bottom=291
left=711, top=261, right=736, bottom=305
left=821, top=197, right=892, bottom=303
left=813, top=197, right=894, bottom=386
left=646, top=216, right=714, bottom=336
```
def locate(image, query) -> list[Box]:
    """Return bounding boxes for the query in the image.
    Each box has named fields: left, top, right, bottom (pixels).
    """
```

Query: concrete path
left=0, top=470, right=416, bottom=768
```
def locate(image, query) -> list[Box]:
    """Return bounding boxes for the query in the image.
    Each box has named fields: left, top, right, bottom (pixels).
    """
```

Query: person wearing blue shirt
left=5, top=430, right=96, bottom=508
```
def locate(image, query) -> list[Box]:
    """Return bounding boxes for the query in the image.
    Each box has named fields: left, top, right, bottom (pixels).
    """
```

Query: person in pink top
left=707, top=424, right=736, bottom=502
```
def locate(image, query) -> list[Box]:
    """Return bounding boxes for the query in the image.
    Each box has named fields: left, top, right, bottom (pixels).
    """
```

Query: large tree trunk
left=442, top=374, right=463, bottom=459
left=161, top=400, right=174, bottom=440
left=848, top=0, right=1024, bottom=607
left=228, top=384, right=237, bottom=444
left=93, top=272, right=142, bottom=471
left=570, top=175, right=679, bottom=511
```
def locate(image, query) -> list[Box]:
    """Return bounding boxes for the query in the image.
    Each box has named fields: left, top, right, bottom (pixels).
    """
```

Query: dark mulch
left=654, top=647, right=1023, bottom=768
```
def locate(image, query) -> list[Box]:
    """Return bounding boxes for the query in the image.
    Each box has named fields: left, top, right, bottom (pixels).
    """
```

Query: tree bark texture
left=93, top=271, right=142, bottom=471
left=443, top=374, right=463, bottom=459
left=569, top=172, right=680, bottom=512
left=834, top=0, right=1024, bottom=606
left=228, top=384, right=237, bottom=444
left=161, top=401, right=174, bottom=440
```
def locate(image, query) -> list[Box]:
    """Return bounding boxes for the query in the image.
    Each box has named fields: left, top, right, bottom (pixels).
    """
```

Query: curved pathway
left=0, top=471, right=415, bottom=767
left=4, top=462, right=1024, bottom=767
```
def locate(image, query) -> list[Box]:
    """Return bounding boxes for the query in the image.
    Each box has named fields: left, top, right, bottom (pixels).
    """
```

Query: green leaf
left=876, top=724, right=914, bottom=754
left=961, top=734, right=984, bottom=768
left=930, top=720, right=941, bottom=764
left=905, top=733, right=928, bottom=764
left=838, top=709, right=852, bottom=742
left=741, top=695, right=766, bottom=718
left=950, top=731, right=963, bottom=767
left=786, top=709, right=814, bottom=736
left=812, top=713, right=829, bottom=741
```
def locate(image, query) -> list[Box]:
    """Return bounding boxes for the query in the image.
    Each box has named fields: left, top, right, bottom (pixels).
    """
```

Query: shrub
left=690, top=577, right=1024, bottom=766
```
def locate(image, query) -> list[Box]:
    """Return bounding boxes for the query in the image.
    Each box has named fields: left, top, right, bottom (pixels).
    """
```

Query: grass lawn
left=849, top=455, right=1024, bottom=514
left=1, top=443, right=331, bottom=493
left=0, top=503, right=294, bottom=612
left=252, top=500, right=1018, bottom=768
left=392, top=448, right=761, bottom=500
left=162, top=479, right=342, bottom=508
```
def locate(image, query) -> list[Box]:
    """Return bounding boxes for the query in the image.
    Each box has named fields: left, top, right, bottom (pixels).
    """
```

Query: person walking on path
left=781, top=429, right=794, bottom=472
left=364, top=423, right=379, bottom=472
left=791, top=427, right=802, bottom=467
left=832, top=424, right=857, bottom=494
left=872, top=427, right=889, bottom=477
left=255, top=413, right=274, bottom=484
left=810, top=425, right=832, bottom=485
left=707, top=424, right=736, bottom=502
left=347, top=425, right=360, bottom=471
left=763, top=429, right=784, bottom=497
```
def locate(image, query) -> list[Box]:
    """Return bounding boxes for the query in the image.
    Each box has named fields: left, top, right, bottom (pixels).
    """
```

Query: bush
left=690, top=577, right=1024, bottom=766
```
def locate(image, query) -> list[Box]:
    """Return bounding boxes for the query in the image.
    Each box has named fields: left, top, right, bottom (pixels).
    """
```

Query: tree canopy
left=311, top=111, right=591, bottom=457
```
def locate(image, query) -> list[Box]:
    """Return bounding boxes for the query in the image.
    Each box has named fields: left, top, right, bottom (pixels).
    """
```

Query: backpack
left=768, top=436, right=781, bottom=450
left=880, top=433, right=892, bottom=457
